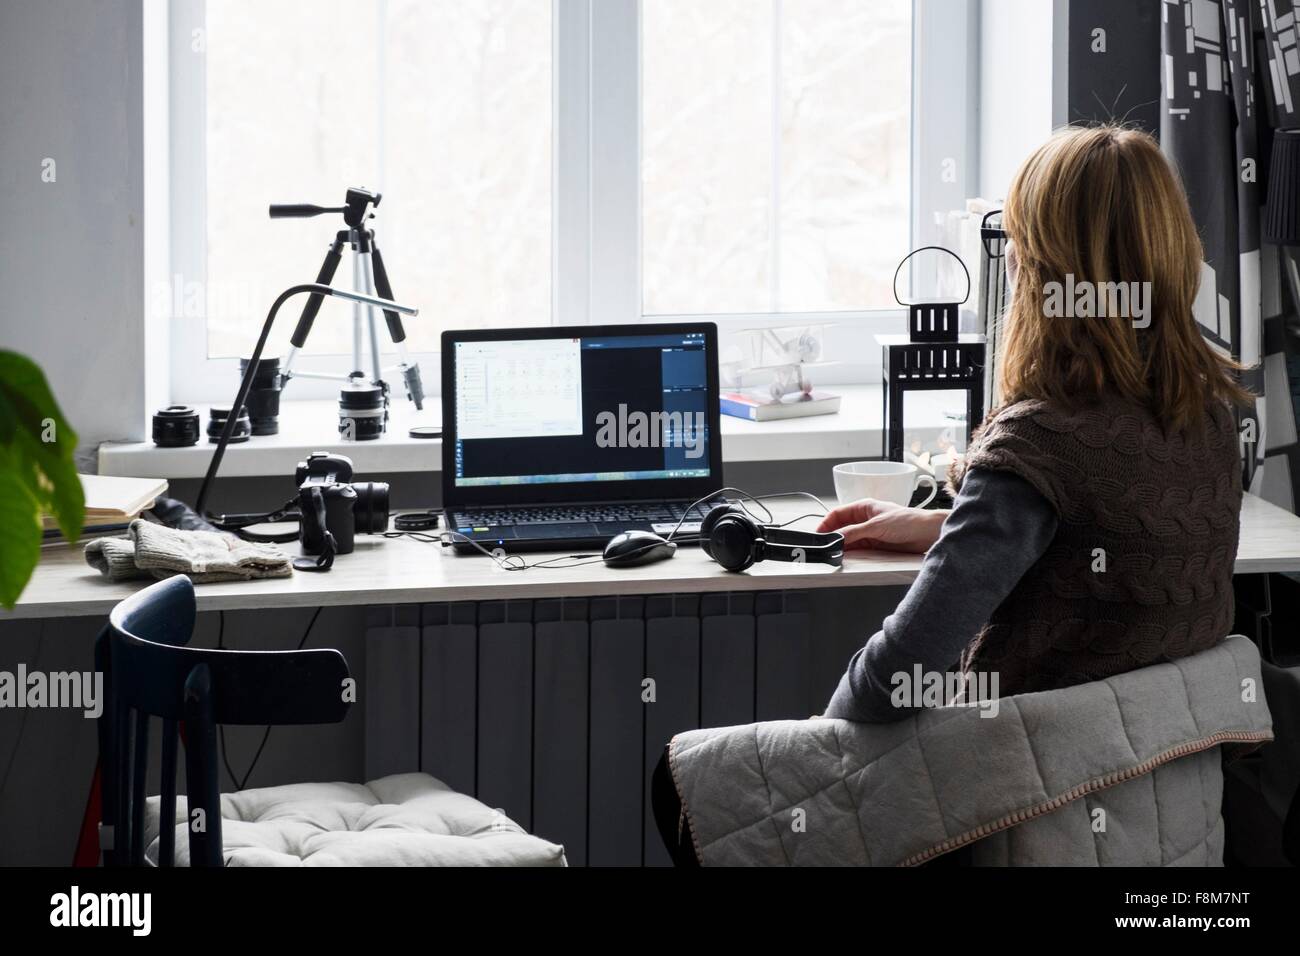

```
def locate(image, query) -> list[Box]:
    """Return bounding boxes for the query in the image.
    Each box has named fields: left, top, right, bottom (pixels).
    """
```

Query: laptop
left=441, top=322, right=727, bottom=553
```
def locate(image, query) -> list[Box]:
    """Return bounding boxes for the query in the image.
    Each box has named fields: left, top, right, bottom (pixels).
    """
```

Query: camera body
left=296, top=452, right=390, bottom=556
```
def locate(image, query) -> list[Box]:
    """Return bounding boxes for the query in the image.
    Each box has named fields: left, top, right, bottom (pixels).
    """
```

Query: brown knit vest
left=948, top=396, right=1242, bottom=695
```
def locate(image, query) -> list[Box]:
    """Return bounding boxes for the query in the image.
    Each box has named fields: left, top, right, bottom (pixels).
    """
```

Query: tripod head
left=269, top=187, right=381, bottom=229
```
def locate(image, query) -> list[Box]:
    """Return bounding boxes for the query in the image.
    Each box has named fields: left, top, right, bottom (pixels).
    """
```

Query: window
left=167, top=0, right=975, bottom=401
left=202, top=0, right=552, bottom=359
left=642, top=0, right=911, bottom=316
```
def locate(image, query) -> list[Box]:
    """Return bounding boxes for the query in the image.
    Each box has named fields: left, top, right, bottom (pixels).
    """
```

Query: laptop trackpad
left=513, top=522, right=600, bottom=539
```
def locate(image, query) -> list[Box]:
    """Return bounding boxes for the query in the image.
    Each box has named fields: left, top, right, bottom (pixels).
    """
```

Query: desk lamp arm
left=194, top=283, right=417, bottom=519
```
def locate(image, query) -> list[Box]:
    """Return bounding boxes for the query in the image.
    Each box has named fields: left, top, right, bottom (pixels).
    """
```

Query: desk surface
left=5, top=494, right=1300, bottom=621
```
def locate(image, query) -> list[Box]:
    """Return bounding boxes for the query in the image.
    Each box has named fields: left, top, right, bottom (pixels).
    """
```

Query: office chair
left=96, top=576, right=565, bottom=866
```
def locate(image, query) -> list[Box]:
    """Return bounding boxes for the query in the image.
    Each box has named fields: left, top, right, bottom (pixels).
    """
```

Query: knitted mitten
left=84, top=535, right=152, bottom=581
left=129, top=520, right=293, bottom=582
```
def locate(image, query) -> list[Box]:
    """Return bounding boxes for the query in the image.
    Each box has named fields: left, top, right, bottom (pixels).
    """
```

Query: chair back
left=96, top=576, right=350, bottom=866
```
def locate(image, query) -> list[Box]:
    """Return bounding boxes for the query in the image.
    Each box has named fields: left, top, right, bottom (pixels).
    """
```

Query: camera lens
left=207, top=405, right=252, bottom=444
left=152, top=405, right=200, bottom=447
left=351, top=481, right=390, bottom=533
left=239, top=356, right=282, bottom=435
left=338, top=378, right=388, bottom=441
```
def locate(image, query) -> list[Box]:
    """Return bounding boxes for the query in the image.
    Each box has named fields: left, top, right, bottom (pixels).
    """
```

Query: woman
left=821, top=125, right=1252, bottom=722
left=651, top=124, right=1253, bottom=865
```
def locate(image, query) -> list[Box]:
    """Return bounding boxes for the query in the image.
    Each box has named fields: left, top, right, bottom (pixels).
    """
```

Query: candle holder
left=877, top=246, right=986, bottom=465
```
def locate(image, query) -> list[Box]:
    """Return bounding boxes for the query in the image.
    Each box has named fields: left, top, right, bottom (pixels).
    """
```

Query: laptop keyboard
left=452, top=499, right=727, bottom=528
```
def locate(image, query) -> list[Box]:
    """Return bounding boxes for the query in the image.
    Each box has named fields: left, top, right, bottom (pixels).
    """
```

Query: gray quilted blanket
left=667, top=636, right=1273, bottom=866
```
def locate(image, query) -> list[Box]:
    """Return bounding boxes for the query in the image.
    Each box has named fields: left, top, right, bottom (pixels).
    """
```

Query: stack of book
left=719, top=389, right=842, bottom=422
left=42, top=474, right=169, bottom=540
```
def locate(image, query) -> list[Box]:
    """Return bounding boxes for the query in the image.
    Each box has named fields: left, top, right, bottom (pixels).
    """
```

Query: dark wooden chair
left=96, top=575, right=349, bottom=866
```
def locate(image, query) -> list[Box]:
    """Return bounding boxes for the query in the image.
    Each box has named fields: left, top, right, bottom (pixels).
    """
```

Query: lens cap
left=408, top=426, right=441, bottom=439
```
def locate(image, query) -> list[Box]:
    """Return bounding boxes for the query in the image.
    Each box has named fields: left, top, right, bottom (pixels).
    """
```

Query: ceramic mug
left=832, top=460, right=938, bottom=508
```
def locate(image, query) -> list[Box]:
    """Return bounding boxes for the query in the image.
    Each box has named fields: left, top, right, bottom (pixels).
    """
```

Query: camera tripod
left=269, top=187, right=424, bottom=409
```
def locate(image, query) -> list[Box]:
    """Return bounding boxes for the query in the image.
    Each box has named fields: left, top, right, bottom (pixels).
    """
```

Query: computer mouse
left=602, top=531, right=678, bottom=567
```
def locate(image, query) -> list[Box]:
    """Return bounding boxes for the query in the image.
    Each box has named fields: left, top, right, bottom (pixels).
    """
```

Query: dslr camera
left=296, top=452, right=390, bottom=562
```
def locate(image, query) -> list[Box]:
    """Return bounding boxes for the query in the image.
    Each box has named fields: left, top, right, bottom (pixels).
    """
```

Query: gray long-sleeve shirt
left=824, top=467, right=1058, bottom=723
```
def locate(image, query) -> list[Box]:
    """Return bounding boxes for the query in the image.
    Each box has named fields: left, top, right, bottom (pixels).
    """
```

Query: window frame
left=163, top=0, right=979, bottom=404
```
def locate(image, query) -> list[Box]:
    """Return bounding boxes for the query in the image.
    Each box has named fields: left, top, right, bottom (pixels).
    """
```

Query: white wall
left=977, top=0, right=1068, bottom=201
left=0, top=0, right=150, bottom=458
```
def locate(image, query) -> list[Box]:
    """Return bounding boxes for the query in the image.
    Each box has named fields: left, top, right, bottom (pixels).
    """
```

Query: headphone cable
left=391, top=486, right=831, bottom=571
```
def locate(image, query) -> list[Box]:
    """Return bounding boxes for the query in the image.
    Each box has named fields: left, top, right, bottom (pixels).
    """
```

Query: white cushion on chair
left=144, top=772, right=566, bottom=866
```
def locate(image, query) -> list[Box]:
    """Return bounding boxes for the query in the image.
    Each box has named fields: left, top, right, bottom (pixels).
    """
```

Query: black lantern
left=878, top=246, right=985, bottom=464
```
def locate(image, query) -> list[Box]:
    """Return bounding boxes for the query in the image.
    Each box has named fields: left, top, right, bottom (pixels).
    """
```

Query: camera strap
left=207, top=498, right=302, bottom=543
left=292, top=486, right=337, bottom=573
left=293, top=538, right=335, bottom=572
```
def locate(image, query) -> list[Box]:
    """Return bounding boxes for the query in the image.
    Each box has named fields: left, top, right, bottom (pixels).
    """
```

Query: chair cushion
left=144, top=772, right=566, bottom=866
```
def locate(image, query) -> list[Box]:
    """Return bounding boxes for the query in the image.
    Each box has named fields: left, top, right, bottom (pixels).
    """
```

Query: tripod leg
left=289, top=232, right=348, bottom=351
left=370, top=244, right=407, bottom=343
left=351, top=250, right=364, bottom=375
left=357, top=249, right=385, bottom=386
left=370, top=240, right=424, bottom=409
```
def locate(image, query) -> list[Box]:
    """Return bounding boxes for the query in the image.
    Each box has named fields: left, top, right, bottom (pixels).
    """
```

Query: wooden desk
left=5, top=493, right=1300, bottom=621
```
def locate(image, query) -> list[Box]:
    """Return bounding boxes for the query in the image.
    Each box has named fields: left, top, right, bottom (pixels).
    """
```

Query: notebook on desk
left=41, top=473, right=168, bottom=532
left=440, top=323, right=726, bottom=553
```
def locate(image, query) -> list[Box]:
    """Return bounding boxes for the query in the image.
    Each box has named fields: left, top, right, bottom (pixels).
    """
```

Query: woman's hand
left=816, top=499, right=948, bottom=553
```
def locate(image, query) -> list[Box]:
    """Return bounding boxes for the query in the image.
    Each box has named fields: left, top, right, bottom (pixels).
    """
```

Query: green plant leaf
left=0, top=351, right=82, bottom=532
left=10, top=422, right=81, bottom=538
left=0, top=351, right=83, bottom=608
left=0, top=448, right=44, bottom=610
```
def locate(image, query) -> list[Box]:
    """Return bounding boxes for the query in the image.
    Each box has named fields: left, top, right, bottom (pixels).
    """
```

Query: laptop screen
left=442, top=324, right=721, bottom=503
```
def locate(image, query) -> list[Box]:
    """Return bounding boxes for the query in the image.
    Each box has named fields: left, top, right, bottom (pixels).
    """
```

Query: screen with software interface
left=452, top=331, right=712, bottom=488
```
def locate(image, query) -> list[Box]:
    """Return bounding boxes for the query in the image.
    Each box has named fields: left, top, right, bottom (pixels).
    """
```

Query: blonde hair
left=999, top=125, right=1251, bottom=432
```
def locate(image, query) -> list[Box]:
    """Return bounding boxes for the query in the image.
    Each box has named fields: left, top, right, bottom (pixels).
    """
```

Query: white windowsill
left=97, top=385, right=963, bottom=479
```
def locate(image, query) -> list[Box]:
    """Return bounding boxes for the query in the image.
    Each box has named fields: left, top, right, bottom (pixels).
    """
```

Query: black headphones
left=699, top=505, right=844, bottom=573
